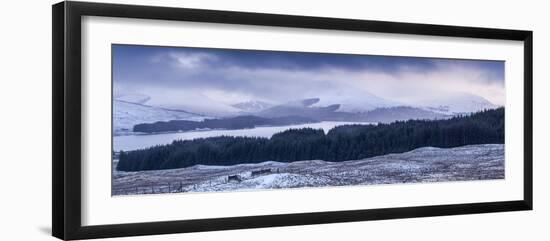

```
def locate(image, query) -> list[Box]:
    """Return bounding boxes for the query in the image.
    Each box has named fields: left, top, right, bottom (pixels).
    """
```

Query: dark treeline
left=117, top=108, right=504, bottom=172
left=133, top=115, right=317, bottom=133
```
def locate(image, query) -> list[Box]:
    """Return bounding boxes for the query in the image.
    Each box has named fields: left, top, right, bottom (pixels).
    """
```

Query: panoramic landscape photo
left=112, top=44, right=505, bottom=196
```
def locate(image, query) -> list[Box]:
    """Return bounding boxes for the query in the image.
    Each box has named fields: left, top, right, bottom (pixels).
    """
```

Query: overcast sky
left=112, top=44, right=505, bottom=107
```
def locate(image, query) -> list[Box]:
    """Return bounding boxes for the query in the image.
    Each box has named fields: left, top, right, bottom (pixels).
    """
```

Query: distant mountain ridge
left=115, top=91, right=498, bottom=135
left=129, top=104, right=450, bottom=135
left=231, top=100, right=273, bottom=113
left=362, top=106, right=448, bottom=123
left=312, top=89, right=401, bottom=112
left=255, top=97, right=448, bottom=122
left=417, top=92, right=497, bottom=115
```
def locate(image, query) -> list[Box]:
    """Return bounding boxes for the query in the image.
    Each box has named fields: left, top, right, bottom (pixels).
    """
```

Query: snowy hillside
left=231, top=100, right=273, bottom=113
left=114, top=93, right=150, bottom=104
left=113, top=100, right=206, bottom=135
left=113, top=144, right=504, bottom=195
left=313, top=89, right=401, bottom=112
left=419, top=92, right=498, bottom=115
left=142, top=92, right=243, bottom=117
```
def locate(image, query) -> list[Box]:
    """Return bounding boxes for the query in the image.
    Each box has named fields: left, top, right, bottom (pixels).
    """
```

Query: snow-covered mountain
left=254, top=97, right=447, bottom=122
left=417, top=92, right=498, bottom=115
left=112, top=89, right=496, bottom=135
left=114, top=93, right=150, bottom=104
left=231, top=100, right=273, bottom=113
left=362, top=106, right=448, bottom=122
left=144, top=92, right=242, bottom=117
left=113, top=99, right=205, bottom=135
left=313, top=89, right=401, bottom=112
left=310, top=88, right=496, bottom=115
left=256, top=98, right=338, bottom=119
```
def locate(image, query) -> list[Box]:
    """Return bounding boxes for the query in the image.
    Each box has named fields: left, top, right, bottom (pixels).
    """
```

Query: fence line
left=112, top=168, right=367, bottom=195
left=113, top=181, right=187, bottom=196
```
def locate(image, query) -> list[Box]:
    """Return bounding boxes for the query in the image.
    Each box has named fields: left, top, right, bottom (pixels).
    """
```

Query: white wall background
left=0, top=0, right=547, bottom=240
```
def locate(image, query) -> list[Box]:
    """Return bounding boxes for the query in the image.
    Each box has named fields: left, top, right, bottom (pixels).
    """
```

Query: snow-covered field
left=113, top=121, right=372, bottom=151
left=112, top=144, right=504, bottom=196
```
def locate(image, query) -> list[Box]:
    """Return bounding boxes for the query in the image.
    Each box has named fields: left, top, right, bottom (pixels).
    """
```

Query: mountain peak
left=417, top=91, right=497, bottom=114
left=231, top=100, right=273, bottom=112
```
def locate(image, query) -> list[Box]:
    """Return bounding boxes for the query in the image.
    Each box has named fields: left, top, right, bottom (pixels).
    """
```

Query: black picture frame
left=52, top=1, right=533, bottom=240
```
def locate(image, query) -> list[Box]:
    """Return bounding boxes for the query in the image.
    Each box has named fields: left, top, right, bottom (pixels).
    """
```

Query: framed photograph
left=52, top=1, right=533, bottom=240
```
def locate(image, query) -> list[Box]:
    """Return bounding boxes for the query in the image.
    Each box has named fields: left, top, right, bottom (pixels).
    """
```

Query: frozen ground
left=112, top=144, right=504, bottom=196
